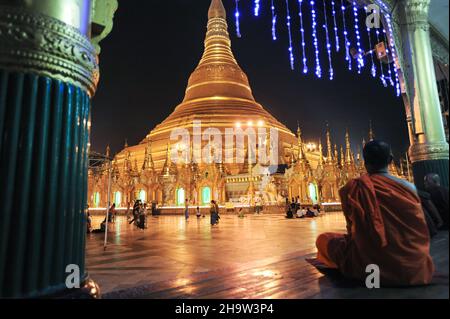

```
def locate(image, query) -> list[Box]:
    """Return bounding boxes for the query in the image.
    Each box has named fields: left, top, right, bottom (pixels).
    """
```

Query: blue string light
left=322, top=0, right=334, bottom=80
left=298, top=0, right=308, bottom=73
left=254, top=0, right=261, bottom=17
left=374, top=28, right=388, bottom=87
left=331, top=1, right=340, bottom=52
left=286, top=0, right=295, bottom=70
left=352, top=2, right=365, bottom=73
left=384, top=14, right=401, bottom=97
left=235, top=0, right=242, bottom=38
left=382, top=28, right=395, bottom=87
left=271, top=0, right=277, bottom=40
left=364, top=6, right=376, bottom=78
left=340, top=0, right=352, bottom=70
left=310, top=0, right=322, bottom=78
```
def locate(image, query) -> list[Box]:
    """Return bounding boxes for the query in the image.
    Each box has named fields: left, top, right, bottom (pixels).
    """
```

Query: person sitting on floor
left=305, top=207, right=317, bottom=218
left=92, top=218, right=107, bottom=234
left=418, top=190, right=443, bottom=238
left=286, top=206, right=294, bottom=219
left=424, top=173, right=449, bottom=230
left=297, top=207, right=307, bottom=218
left=316, top=140, right=434, bottom=286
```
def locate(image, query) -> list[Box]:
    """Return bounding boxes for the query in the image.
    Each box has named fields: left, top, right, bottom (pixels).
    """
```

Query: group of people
left=316, top=140, right=448, bottom=287
left=184, top=199, right=221, bottom=226
left=285, top=197, right=321, bottom=219
left=128, top=200, right=147, bottom=229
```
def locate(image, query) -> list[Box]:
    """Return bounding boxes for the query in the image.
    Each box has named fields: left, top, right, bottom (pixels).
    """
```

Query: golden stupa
left=117, top=0, right=297, bottom=173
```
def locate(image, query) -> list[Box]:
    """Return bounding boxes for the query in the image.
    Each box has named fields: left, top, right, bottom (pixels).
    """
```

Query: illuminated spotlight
left=236, top=122, right=242, bottom=128
left=257, top=120, right=265, bottom=127
left=247, top=121, right=254, bottom=127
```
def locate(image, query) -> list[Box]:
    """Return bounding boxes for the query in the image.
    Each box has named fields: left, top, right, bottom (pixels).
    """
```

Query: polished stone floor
left=86, top=212, right=449, bottom=299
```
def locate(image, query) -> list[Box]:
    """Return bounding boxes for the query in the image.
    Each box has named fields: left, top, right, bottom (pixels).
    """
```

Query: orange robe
left=316, top=174, right=434, bottom=286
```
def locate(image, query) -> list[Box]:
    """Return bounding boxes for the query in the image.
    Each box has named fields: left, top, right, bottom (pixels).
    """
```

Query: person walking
left=210, top=200, right=220, bottom=226
left=184, top=199, right=190, bottom=221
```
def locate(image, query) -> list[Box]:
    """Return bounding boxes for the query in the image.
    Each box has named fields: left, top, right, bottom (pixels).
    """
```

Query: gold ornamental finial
left=106, top=145, right=111, bottom=158
left=345, top=129, right=353, bottom=164
left=208, top=0, right=226, bottom=19
left=297, top=122, right=304, bottom=160
left=325, top=123, right=333, bottom=163
left=318, top=139, right=324, bottom=168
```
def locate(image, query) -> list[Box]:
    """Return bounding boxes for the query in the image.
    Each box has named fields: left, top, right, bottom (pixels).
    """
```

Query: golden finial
left=345, top=128, right=353, bottom=164
left=326, top=123, right=333, bottom=163
left=297, top=121, right=304, bottom=160
left=318, top=139, right=324, bottom=167
left=106, top=145, right=111, bottom=158
left=208, top=0, right=226, bottom=19
left=124, top=139, right=128, bottom=149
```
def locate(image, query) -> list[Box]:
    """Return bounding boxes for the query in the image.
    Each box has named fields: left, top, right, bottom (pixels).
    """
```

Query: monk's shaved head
left=363, top=140, right=393, bottom=173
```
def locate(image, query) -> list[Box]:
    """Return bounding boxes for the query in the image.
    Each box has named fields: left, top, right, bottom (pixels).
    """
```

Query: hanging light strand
left=322, top=0, right=334, bottom=80
left=364, top=6, right=376, bottom=78
left=235, top=0, right=242, bottom=38
left=382, top=28, right=395, bottom=87
left=254, top=0, right=261, bottom=17
left=340, top=0, right=352, bottom=70
left=310, top=0, right=322, bottom=78
left=384, top=14, right=401, bottom=97
left=271, top=0, right=277, bottom=40
left=352, top=2, right=365, bottom=73
left=286, top=0, right=295, bottom=70
left=298, top=0, right=308, bottom=73
left=374, top=28, right=387, bottom=87
left=331, top=1, right=340, bottom=52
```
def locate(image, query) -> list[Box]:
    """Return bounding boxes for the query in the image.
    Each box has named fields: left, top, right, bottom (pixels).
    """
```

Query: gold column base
left=409, top=142, right=449, bottom=163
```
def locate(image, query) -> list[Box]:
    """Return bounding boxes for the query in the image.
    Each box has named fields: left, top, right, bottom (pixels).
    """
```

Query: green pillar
left=0, top=0, right=117, bottom=298
left=395, top=0, right=449, bottom=189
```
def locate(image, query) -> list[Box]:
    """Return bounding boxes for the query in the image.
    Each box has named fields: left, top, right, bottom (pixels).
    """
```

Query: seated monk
left=424, top=173, right=449, bottom=230
left=316, top=140, right=434, bottom=286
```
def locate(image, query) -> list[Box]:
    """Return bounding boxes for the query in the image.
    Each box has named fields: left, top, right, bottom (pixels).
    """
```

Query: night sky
left=91, top=0, right=408, bottom=158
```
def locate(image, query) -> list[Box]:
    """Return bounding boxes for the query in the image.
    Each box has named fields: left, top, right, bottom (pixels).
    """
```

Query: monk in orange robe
left=316, top=140, right=434, bottom=286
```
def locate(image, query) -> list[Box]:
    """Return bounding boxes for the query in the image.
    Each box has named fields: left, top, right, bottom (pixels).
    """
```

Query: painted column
left=394, top=0, right=449, bottom=189
left=0, top=0, right=117, bottom=298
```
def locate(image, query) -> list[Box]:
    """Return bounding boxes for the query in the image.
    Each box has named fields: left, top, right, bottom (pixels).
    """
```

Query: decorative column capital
left=0, top=1, right=99, bottom=96
left=401, top=0, right=431, bottom=31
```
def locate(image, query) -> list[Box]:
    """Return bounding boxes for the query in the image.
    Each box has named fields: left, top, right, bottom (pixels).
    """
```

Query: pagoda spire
left=124, top=139, right=128, bottom=149
left=106, top=145, right=111, bottom=159
left=325, top=123, right=333, bottom=163
left=162, top=143, right=174, bottom=176
left=334, top=144, right=339, bottom=164
left=183, top=0, right=254, bottom=103
left=297, top=122, right=305, bottom=160
left=345, top=129, right=353, bottom=164
left=340, top=146, right=345, bottom=167
left=142, top=140, right=155, bottom=171
left=318, top=139, right=324, bottom=168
